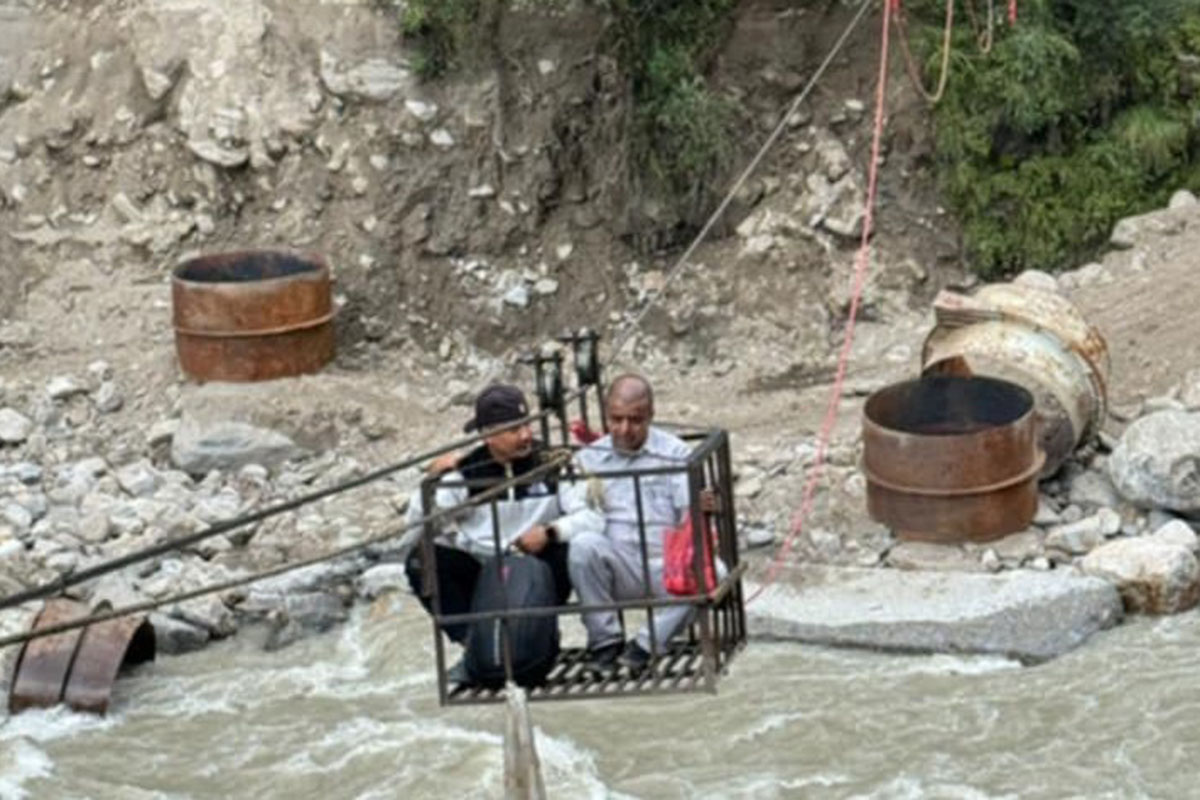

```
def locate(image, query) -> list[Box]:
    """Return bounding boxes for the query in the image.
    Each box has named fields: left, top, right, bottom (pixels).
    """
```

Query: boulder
left=1109, top=411, right=1200, bottom=513
left=885, top=541, right=985, bottom=572
left=1045, top=508, right=1121, bottom=555
left=0, top=408, right=33, bottom=444
left=356, top=563, right=409, bottom=599
left=747, top=565, right=1122, bottom=663
left=1081, top=538, right=1200, bottom=614
left=149, top=612, right=211, bottom=655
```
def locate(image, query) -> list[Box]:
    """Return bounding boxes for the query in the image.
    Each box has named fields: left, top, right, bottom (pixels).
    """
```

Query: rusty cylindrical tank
left=863, top=375, right=1045, bottom=543
left=921, top=282, right=1109, bottom=476
left=172, top=250, right=335, bottom=382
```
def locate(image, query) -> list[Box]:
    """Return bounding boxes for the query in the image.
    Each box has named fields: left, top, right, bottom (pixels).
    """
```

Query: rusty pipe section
left=172, top=250, right=335, bottom=382
left=922, top=282, right=1109, bottom=476
left=863, top=375, right=1044, bottom=543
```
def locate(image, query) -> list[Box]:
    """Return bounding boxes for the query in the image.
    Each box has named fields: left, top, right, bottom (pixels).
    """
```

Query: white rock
left=115, top=460, right=161, bottom=498
left=93, top=382, right=124, bottom=413
left=87, top=360, right=113, bottom=384
left=502, top=284, right=530, bottom=308
left=1082, top=538, right=1200, bottom=614
left=1151, top=519, right=1199, bottom=552
left=533, top=278, right=559, bottom=296
left=1109, top=411, right=1200, bottom=513
left=1012, top=269, right=1060, bottom=294
left=356, top=564, right=409, bottom=599
left=148, top=419, right=179, bottom=448
left=537, top=59, right=556, bottom=76
left=187, top=139, right=249, bottom=169
left=0, top=408, right=33, bottom=444
left=319, top=50, right=413, bottom=102
left=405, top=99, right=439, bottom=122
left=555, top=243, right=574, bottom=261
left=47, top=375, right=87, bottom=400
left=429, top=129, right=455, bottom=149
left=1046, top=509, right=1120, bottom=555
left=468, top=184, right=496, bottom=199
left=1169, top=189, right=1198, bottom=210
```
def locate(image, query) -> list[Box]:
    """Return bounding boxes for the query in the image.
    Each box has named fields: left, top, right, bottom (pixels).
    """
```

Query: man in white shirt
left=567, top=374, right=707, bottom=676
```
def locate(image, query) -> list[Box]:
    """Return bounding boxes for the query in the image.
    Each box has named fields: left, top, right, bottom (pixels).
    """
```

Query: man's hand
left=699, top=489, right=720, bottom=514
left=427, top=452, right=460, bottom=475
left=515, top=525, right=551, bottom=554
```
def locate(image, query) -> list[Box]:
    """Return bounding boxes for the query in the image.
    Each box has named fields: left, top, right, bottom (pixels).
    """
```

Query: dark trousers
left=405, top=542, right=572, bottom=644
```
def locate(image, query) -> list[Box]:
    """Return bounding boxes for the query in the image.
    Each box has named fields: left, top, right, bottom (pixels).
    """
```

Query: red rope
left=746, top=0, right=895, bottom=604
left=1008, top=0, right=1017, bottom=25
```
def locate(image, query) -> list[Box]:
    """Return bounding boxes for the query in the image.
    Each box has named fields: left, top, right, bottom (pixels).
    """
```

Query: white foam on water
left=0, top=705, right=119, bottom=743
left=0, top=736, right=54, bottom=799
left=849, top=775, right=1021, bottom=800
left=891, top=653, right=1022, bottom=677
left=534, top=727, right=640, bottom=800
left=730, top=710, right=815, bottom=744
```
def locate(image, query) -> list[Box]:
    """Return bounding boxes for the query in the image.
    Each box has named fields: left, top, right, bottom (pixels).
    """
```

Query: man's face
left=608, top=395, right=651, bottom=454
left=484, top=422, right=534, bottom=463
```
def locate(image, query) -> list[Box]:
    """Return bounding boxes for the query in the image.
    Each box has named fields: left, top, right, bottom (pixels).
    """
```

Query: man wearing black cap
left=404, top=384, right=602, bottom=684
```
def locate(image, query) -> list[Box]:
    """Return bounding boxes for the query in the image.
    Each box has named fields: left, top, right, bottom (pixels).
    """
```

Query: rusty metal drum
left=172, top=250, right=335, bottom=382
left=863, top=375, right=1045, bottom=543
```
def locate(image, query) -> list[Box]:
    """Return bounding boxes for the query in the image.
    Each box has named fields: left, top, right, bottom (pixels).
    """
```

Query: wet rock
left=150, top=612, right=211, bottom=655
left=356, top=564, right=409, bottom=599
left=0, top=408, right=33, bottom=444
left=1082, top=538, right=1200, bottom=614
left=173, top=596, right=238, bottom=638
left=1109, top=411, right=1200, bottom=513
left=263, top=591, right=349, bottom=649
left=747, top=564, right=1123, bottom=662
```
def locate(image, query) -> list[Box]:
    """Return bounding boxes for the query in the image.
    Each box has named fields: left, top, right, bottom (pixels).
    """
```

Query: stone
left=10, top=462, right=42, bottom=484
left=149, top=612, right=210, bottom=655
left=1150, top=519, right=1199, bottom=552
left=0, top=408, right=33, bottom=444
left=745, top=526, right=776, bottom=549
left=148, top=419, right=179, bottom=448
left=886, top=541, right=984, bottom=572
left=1082, top=538, right=1200, bottom=614
left=115, top=460, right=160, bottom=497
left=173, top=596, right=237, bottom=638
left=468, top=184, right=496, bottom=199
left=735, top=474, right=764, bottom=500
left=1109, top=411, right=1200, bottom=513
left=1012, top=269, right=1060, bottom=294
left=1033, top=497, right=1061, bottom=526
left=404, top=99, right=438, bottom=122
left=187, top=139, right=249, bottom=169
left=172, top=419, right=305, bottom=476
left=356, top=564, right=409, bottom=599
left=1110, top=207, right=1187, bottom=249
left=319, top=50, right=412, bottom=102
left=747, top=565, right=1122, bottom=663
left=93, top=382, right=124, bottom=413
left=87, top=360, right=113, bottom=384
left=980, top=548, right=1002, bottom=572
left=532, top=278, right=559, bottom=296
left=1067, top=471, right=1121, bottom=509
left=1169, top=189, right=1198, bottom=210
left=1046, top=509, right=1120, bottom=555
left=429, top=129, right=455, bottom=149
left=46, top=375, right=87, bottom=400
left=991, top=529, right=1044, bottom=565
left=502, top=284, right=530, bottom=309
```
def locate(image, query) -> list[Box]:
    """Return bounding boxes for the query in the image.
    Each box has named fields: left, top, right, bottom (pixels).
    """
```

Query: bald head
left=606, top=374, right=654, bottom=453
left=607, top=374, right=654, bottom=411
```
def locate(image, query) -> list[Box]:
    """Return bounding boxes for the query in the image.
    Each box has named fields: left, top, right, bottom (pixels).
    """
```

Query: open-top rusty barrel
left=863, top=375, right=1044, bottom=543
left=172, top=250, right=335, bottom=382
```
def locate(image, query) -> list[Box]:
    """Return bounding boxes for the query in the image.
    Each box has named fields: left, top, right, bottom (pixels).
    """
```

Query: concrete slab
left=747, top=565, right=1123, bottom=663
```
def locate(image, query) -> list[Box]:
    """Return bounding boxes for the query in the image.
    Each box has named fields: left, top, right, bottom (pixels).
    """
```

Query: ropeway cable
left=0, top=454, right=571, bottom=649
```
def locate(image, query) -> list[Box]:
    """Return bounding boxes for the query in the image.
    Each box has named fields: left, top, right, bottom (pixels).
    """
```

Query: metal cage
left=415, top=428, right=746, bottom=706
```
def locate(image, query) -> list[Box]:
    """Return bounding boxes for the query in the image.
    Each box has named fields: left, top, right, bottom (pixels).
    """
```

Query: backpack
left=464, top=554, right=560, bottom=689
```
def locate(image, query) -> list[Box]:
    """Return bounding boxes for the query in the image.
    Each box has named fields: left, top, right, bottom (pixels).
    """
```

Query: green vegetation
left=397, top=0, right=737, bottom=220
left=906, top=0, right=1200, bottom=276
left=608, top=0, right=738, bottom=211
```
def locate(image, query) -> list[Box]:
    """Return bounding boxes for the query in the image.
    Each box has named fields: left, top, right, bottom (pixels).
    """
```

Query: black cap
left=464, top=384, right=529, bottom=432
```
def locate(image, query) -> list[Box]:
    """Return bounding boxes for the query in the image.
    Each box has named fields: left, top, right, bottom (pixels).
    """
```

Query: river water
left=2, top=595, right=1198, bottom=799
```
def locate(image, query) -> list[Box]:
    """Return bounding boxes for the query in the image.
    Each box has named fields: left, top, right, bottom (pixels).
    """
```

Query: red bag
left=663, top=516, right=717, bottom=596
